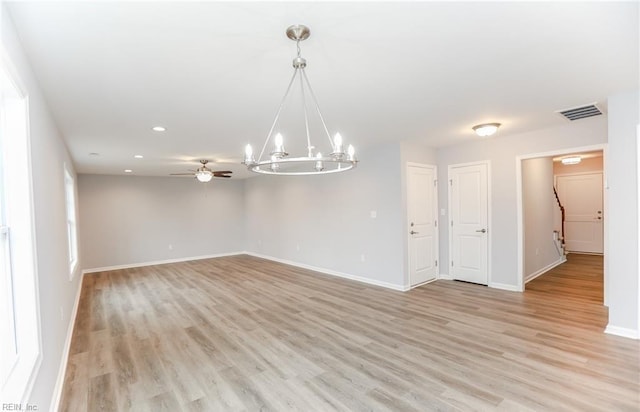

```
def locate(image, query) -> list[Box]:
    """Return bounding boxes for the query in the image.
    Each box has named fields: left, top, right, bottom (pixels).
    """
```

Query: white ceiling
left=6, top=1, right=638, bottom=178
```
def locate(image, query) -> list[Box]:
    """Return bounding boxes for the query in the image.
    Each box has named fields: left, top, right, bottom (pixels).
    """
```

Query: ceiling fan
left=170, top=160, right=232, bottom=182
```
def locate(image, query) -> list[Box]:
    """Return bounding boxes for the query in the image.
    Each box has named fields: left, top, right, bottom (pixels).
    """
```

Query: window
left=0, top=101, right=18, bottom=393
left=64, top=164, right=78, bottom=276
left=0, top=52, right=41, bottom=403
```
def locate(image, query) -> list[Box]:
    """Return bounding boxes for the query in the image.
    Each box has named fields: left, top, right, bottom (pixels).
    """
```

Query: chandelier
left=243, top=25, right=357, bottom=175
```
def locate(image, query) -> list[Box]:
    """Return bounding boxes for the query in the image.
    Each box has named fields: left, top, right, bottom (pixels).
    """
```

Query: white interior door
left=449, top=163, right=489, bottom=285
left=408, top=164, right=438, bottom=286
left=556, top=173, right=603, bottom=253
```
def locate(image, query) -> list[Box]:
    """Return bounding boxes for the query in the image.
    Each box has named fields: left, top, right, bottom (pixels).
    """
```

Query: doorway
left=516, top=145, right=606, bottom=300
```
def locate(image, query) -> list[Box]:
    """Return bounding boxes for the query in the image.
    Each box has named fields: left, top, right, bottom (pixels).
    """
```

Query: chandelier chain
left=301, top=69, right=335, bottom=149
left=298, top=68, right=313, bottom=157
left=257, top=68, right=299, bottom=161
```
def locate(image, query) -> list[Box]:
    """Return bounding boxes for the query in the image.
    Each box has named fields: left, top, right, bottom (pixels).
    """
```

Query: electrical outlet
left=370, top=210, right=377, bottom=219
left=360, top=254, right=365, bottom=262
left=168, top=244, right=173, bottom=250
left=296, top=244, right=300, bottom=251
left=535, top=248, right=540, bottom=256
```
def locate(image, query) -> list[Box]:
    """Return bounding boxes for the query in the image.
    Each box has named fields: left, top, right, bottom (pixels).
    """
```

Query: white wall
left=244, top=142, right=406, bottom=288
left=606, top=89, right=639, bottom=336
left=437, top=116, right=608, bottom=288
left=2, top=6, right=82, bottom=408
left=522, top=157, right=561, bottom=279
left=78, top=175, right=245, bottom=269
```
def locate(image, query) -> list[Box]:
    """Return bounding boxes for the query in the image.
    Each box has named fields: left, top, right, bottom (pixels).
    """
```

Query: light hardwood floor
left=60, top=254, right=639, bottom=411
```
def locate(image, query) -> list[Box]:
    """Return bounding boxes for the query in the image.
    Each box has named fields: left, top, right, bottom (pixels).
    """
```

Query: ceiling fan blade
left=213, top=170, right=233, bottom=174
left=170, top=173, right=196, bottom=176
left=214, top=175, right=232, bottom=178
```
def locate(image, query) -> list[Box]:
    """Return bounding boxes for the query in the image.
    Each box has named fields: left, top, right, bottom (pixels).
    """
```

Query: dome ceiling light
left=472, top=123, right=501, bottom=137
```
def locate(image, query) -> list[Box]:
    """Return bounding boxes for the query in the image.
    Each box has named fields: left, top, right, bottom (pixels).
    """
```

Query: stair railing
left=553, top=186, right=565, bottom=246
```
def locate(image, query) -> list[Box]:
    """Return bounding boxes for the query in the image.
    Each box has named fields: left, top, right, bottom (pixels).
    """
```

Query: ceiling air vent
left=557, top=103, right=603, bottom=121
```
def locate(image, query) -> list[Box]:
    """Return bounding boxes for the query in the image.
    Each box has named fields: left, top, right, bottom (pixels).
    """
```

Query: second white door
left=408, top=164, right=438, bottom=286
left=556, top=173, right=603, bottom=254
left=449, top=162, right=489, bottom=285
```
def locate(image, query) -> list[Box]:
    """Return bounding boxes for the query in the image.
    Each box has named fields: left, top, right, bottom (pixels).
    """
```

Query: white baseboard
left=244, top=251, right=409, bottom=291
left=82, top=251, right=245, bottom=274
left=489, top=282, right=522, bottom=292
left=524, top=256, right=567, bottom=283
left=604, top=325, right=639, bottom=340
left=438, top=273, right=453, bottom=280
left=49, top=274, right=84, bottom=412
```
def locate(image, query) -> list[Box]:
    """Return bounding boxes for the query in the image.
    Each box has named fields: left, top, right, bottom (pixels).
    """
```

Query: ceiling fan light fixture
left=170, top=159, right=232, bottom=181
left=473, top=123, right=501, bottom=137
left=152, top=126, right=166, bottom=132
left=242, top=25, right=358, bottom=176
left=561, top=156, right=582, bottom=165
left=195, top=170, right=213, bottom=182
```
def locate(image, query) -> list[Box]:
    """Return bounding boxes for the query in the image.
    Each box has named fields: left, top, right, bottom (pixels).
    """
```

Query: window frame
left=64, top=163, right=78, bottom=277
left=0, top=47, right=43, bottom=404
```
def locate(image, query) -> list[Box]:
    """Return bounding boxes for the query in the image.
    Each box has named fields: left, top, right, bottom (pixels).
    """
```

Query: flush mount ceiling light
left=124, top=169, right=132, bottom=173
left=134, top=154, right=144, bottom=159
left=152, top=126, right=166, bottom=132
left=472, top=123, right=501, bottom=137
left=243, top=25, right=357, bottom=175
left=561, top=156, right=582, bottom=165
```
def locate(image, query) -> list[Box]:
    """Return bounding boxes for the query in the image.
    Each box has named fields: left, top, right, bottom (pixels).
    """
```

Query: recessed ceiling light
left=472, top=123, right=501, bottom=137
left=152, top=126, right=166, bottom=132
left=124, top=169, right=133, bottom=173
left=89, top=152, right=99, bottom=156
left=134, top=154, right=144, bottom=159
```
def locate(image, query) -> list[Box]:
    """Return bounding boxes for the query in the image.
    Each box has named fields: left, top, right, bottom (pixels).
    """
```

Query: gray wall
left=523, top=157, right=561, bottom=279
left=244, top=142, right=406, bottom=288
left=2, top=7, right=82, bottom=408
left=78, top=175, right=245, bottom=269
left=607, top=89, right=639, bottom=333
left=437, top=116, right=608, bottom=288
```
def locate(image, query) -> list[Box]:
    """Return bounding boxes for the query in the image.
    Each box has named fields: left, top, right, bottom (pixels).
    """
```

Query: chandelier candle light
left=243, top=25, right=358, bottom=175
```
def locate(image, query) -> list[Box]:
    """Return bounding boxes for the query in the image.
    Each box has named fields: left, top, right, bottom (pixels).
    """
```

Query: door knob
left=410, top=230, right=419, bottom=235
left=476, top=229, right=487, bottom=233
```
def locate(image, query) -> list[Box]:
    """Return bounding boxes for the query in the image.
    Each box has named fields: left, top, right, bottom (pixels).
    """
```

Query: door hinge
left=435, top=220, right=438, bottom=227
left=449, top=179, right=453, bottom=186
left=435, top=260, right=438, bottom=267
left=451, top=220, right=453, bottom=227
left=451, top=260, right=454, bottom=266
left=434, top=179, right=437, bottom=187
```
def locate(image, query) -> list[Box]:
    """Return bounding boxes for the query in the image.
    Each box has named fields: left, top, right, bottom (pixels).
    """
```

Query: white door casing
left=407, top=164, right=438, bottom=287
left=449, top=162, right=489, bottom=285
left=556, top=173, right=604, bottom=254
